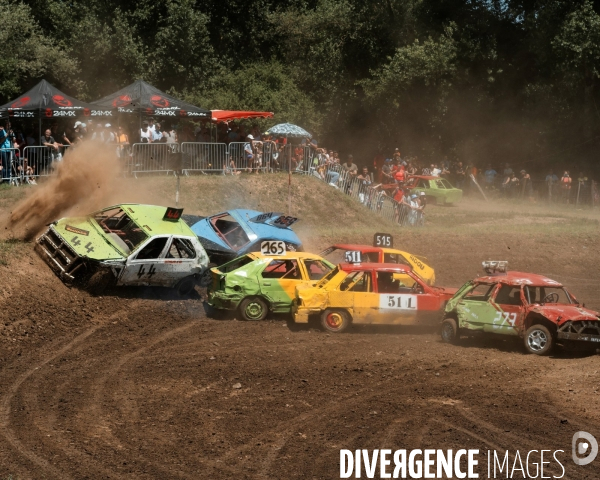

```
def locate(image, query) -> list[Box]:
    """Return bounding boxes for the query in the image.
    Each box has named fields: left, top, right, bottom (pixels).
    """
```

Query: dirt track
left=1, top=244, right=600, bottom=479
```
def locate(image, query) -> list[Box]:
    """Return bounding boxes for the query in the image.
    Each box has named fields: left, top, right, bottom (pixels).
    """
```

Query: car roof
left=333, top=243, right=383, bottom=253
left=251, top=252, right=325, bottom=260
left=408, top=175, right=438, bottom=181
left=109, top=204, right=195, bottom=237
left=476, top=271, right=563, bottom=287
left=332, top=244, right=411, bottom=256
left=339, top=262, right=412, bottom=273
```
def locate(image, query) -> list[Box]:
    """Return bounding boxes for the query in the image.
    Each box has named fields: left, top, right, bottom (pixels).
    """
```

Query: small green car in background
left=407, top=175, right=463, bottom=205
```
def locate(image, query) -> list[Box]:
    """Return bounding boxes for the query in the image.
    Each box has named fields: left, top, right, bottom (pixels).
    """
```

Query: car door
left=118, top=236, right=172, bottom=287
left=160, top=236, right=202, bottom=284
left=454, top=282, right=499, bottom=331
left=375, top=270, right=419, bottom=325
left=339, top=271, right=379, bottom=324
left=487, top=284, right=524, bottom=335
left=259, top=258, right=302, bottom=312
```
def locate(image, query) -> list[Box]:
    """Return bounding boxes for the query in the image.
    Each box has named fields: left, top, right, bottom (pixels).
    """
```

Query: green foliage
left=0, top=0, right=77, bottom=99
left=2, top=0, right=600, bottom=173
left=184, top=61, right=323, bottom=133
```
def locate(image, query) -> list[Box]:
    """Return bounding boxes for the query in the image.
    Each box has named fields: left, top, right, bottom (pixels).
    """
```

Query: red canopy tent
left=211, top=110, right=273, bottom=123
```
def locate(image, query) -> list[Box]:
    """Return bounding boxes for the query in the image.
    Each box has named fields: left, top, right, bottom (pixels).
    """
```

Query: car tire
left=425, top=195, right=436, bottom=206
left=239, top=297, right=269, bottom=321
left=524, top=324, right=554, bottom=355
left=175, top=276, right=196, bottom=297
left=86, top=269, right=114, bottom=296
left=199, top=263, right=217, bottom=288
left=204, top=302, right=228, bottom=319
left=321, top=309, right=351, bottom=333
left=440, top=317, right=460, bottom=344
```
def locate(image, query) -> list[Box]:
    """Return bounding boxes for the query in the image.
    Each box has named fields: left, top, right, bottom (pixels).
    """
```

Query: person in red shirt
left=393, top=164, right=406, bottom=183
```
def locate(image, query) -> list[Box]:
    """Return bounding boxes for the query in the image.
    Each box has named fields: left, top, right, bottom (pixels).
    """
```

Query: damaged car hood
left=53, top=217, right=127, bottom=261
left=529, top=304, right=599, bottom=324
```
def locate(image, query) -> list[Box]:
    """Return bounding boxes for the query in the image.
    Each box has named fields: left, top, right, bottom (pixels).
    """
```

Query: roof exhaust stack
left=482, top=261, right=508, bottom=275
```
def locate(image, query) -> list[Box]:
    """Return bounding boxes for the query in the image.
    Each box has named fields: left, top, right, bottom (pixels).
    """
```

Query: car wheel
left=86, top=269, right=114, bottom=296
left=199, top=263, right=217, bottom=288
left=425, top=195, right=436, bottom=206
left=440, top=317, right=459, bottom=344
left=175, top=276, right=196, bottom=297
left=321, top=309, right=350, bottom=333
left=239, top=297, right=269, bottom=321
left=524, top=324, right=554, bottom=355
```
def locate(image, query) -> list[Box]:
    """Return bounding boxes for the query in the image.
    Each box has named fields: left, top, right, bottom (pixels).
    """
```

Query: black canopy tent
left=0, top=79, right=111, bottom=138
left=92, top=79, right=210, bottom=119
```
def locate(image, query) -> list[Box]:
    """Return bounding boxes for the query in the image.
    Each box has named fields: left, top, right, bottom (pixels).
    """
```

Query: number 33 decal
left=494, top=311, right=517, bottom=325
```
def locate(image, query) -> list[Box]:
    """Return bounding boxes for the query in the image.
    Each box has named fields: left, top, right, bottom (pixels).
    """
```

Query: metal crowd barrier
left=130, top=143, right=179, bottom=177
left=2, top=148, right=20, bottom=186
left=181, top=142, right=227, bottom=174
left=17, top=145, right=71, bottom=184
left=308, top=164, right=418, bottom=226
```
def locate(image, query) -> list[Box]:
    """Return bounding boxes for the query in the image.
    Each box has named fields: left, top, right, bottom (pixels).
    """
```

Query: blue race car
left=183, top=209, right=303, bottom=283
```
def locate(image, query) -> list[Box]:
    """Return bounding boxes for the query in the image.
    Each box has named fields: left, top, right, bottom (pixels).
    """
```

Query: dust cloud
left=4, top=141, right=127, bottom=240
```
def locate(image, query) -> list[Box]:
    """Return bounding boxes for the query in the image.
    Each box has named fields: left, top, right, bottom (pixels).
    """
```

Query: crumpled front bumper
left=557, top=320, right=600, bottom=344
left=292, top=299, right=321, bottom=324
left=35, top=226, right=84, bottom=281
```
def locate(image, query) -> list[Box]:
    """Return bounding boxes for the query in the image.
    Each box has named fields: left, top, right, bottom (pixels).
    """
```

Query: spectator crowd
left=1, top=117, right=597, bottom=216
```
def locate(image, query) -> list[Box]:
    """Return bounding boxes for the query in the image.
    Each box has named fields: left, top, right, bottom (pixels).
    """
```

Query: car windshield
left=93, top=207, right=148, bottom=251
left=303, top=259, right=332, bottom=281
left=524, top=286, right=573, bottom=305
left=211, top=214, right=250, bottom=251
left=464, top=283, right=495, bottom=301
left=383, top=252, right=409, bottom=265
left=316, top=266, right=339, bottom=288
left=218, top=255, right=255, bottom=273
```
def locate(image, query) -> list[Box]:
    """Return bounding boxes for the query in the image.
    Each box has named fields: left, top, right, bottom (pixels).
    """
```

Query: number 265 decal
left=494, top=311, right=517, bottom=325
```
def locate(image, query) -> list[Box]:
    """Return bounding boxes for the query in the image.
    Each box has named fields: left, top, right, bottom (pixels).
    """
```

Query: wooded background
left=4, top=0, right=600, bottom=172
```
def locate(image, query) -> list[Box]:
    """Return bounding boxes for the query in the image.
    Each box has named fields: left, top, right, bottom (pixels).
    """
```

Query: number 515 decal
left=493, top=311, right=517, bottom=326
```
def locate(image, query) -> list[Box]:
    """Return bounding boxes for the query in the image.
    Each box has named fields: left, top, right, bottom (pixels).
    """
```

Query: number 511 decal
left=493, top=311, right=517, bottom=326
left=379, top=294, right=417, bottom=311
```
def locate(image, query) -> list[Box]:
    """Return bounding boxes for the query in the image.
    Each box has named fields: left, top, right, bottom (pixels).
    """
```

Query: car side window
left=464, top=283, right=495, bottom=301
left=167, top=238, right=196, bottom=259
left=303, top=260, right=332, bottom=281
left=262, top=260, right=299, bottom=279
left=136, top=237, right=168, bottom=260
left=494, top=285, right=523, bottom=306
left=340, top=271, right=372, bottom=292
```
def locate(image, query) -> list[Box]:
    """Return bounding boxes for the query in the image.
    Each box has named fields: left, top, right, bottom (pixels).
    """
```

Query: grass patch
left=0, top=238, right=23, bottom=266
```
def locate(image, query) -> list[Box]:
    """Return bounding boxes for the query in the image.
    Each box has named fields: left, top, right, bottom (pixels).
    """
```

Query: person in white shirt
left=140, top=121, right=152, bottom=143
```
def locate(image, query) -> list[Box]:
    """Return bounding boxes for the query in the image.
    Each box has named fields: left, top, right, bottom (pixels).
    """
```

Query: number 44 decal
left=494, top=311, right=517, bottom=326
left=137, top=264, right=157, bottom=279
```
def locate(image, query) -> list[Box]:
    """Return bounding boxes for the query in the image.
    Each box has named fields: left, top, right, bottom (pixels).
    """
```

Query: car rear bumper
left=208, top=291, right=242, bottom=311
